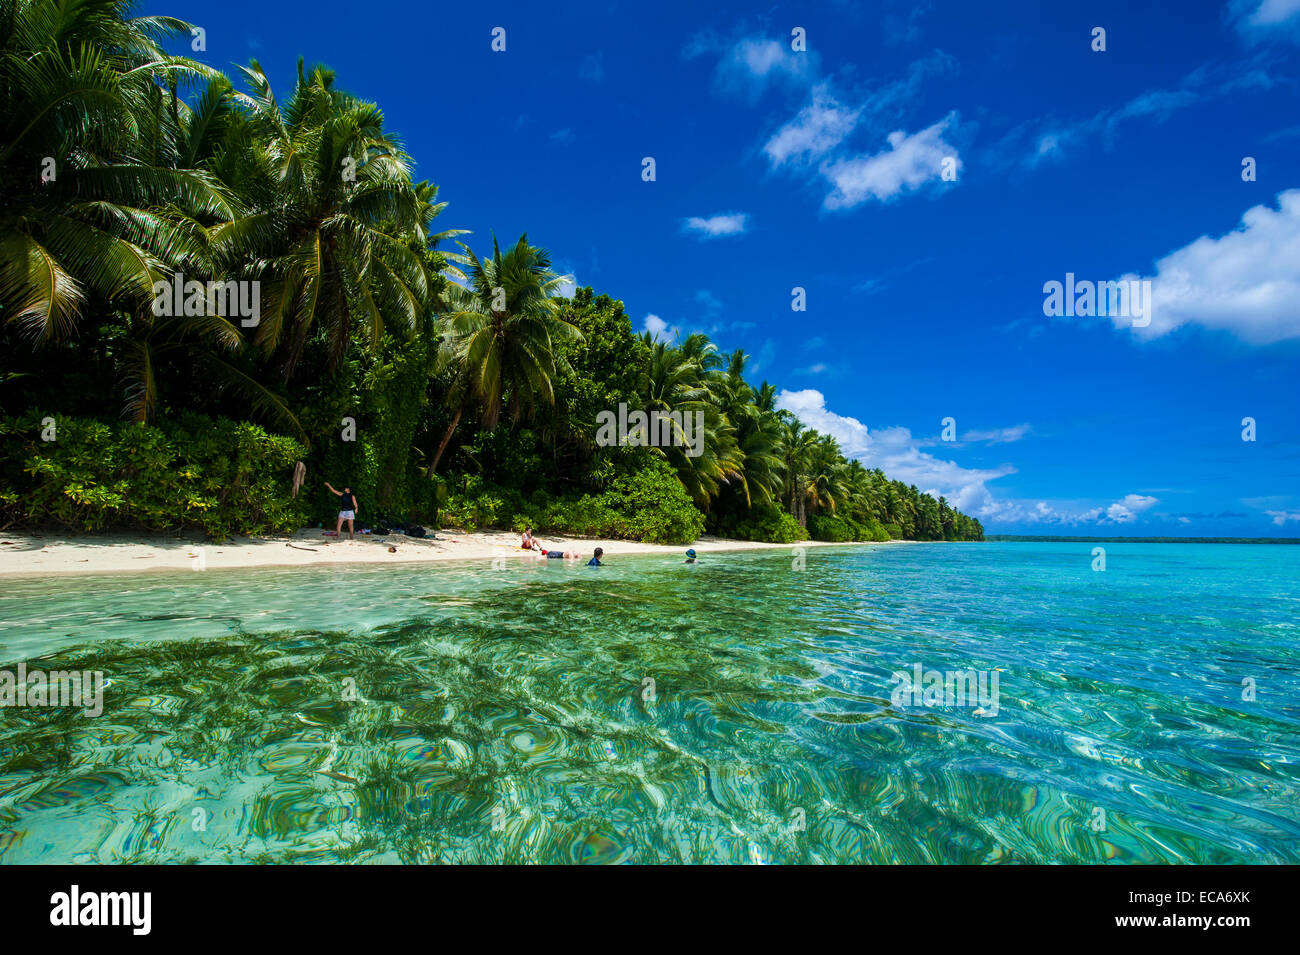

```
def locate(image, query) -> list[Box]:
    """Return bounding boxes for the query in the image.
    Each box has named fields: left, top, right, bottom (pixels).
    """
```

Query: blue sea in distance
left=0, top=541, right=1296, bottom=864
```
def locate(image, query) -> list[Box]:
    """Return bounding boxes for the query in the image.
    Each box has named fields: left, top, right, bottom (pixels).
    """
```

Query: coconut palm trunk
left=427, top=401, right=464, bottom=476
left=431, top=234, right=581, bottom=475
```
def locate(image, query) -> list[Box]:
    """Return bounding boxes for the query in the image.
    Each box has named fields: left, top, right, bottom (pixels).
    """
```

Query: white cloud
left=732, top=38, right=800, bottom=79
left=1231, top=0, right=1300, bottom=40
left=1034, top=133, right=1064, bottom=162
left=685, top=32, right=822, bottom=99
left=774, top=389, right=1171, bottom=530
left=697, top=36, right=958, bottom=212
left=774, top=390, right=1015, bottom=511
left=1266, top=509, right=1300, bottom=525
left=683, top=212, right=749, bottom=238
left=763, top=84, right=861, bottom=167
left=972, top=493, right=1161, bottom=527
left=1240, top=0, right=1300, bottom=24
left=1118, top=189, right=1300, bottom=344
left=821, top=114, right=960, bottom=209
left=916, top=422, right=1032, bottom=448
left=642, top=313, right=679, bottom=341
left=863, top=425, right=1018, bottom=505
left=776, top=389, right=871, bottom=456
left=1017, top=61, right=1278, bottom=165
left=1105, top=494, right=1159, bottom=523
left=960, top=424, right=1032, bottom=445
left=987, top=493, right=1161, bottom=526
left=1106, top=88, right=1200, bottom=131
left=717, top=36, right=820, bottom=96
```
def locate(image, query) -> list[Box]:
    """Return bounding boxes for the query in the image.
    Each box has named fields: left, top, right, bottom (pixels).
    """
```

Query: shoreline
left=0, top=529, right=905, bottom=578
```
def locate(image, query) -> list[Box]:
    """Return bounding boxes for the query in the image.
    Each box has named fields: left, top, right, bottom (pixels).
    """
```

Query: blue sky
left=160, top=0, right=1300, bottom=535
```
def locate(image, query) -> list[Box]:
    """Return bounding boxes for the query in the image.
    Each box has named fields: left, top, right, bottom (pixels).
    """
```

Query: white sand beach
left=0, top=528, right=892, bottom=577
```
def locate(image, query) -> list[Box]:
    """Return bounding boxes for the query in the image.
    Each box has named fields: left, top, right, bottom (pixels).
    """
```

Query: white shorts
left=339, top=510, right=355, bottom=521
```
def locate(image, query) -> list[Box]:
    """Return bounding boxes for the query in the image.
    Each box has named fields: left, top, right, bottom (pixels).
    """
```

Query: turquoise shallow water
left=0, top=541, right=1297, bottom=864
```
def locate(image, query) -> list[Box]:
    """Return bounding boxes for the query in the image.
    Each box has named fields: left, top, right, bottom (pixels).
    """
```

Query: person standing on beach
left=324, top=481, right=358, bottom=540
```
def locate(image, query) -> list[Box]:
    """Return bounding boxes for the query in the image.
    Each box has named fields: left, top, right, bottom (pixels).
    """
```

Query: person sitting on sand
left=684, top=548, right=698, bottom=564
left=587, top=547, right=603, bottom=567
left=521, top=528, right=541, bottom=550
left=324, top=481, right=358, bottom=540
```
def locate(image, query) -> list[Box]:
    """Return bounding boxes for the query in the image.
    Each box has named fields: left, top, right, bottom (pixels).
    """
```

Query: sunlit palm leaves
left=427, top=235, right=580, bottom=472
left=0, top=0, right=224, bottom=341
left=637, top=336, right=744, bottom=506
left=209, top=59, right=458, bottom=378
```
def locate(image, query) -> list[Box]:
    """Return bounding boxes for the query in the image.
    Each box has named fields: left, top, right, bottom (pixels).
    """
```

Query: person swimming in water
left=587, top=547, right=604, bottom=566
left=683, top=548, right=698, bottom=563
left=535, top=548, right=581, bottom=560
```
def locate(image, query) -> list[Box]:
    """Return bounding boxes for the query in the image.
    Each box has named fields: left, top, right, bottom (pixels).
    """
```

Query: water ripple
left=0, top=543, right=1297, bottom=862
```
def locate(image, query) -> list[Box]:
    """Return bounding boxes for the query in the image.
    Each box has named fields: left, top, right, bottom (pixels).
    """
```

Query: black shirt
left=339, top=492, right=355, bottom=510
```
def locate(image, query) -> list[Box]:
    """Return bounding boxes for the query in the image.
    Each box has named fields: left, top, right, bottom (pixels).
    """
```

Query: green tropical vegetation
left=0, top=0, right=983, bottom=544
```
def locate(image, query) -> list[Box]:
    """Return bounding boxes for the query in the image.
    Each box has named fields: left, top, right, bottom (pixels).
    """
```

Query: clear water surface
left=0, top=542, right=1296, bottom=864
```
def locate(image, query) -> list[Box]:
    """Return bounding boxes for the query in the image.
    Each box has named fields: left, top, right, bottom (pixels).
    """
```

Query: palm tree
left=881, top=482, right=903, bottom=528
left=0, top=1, right=314, bottom=427
left=637, top=336, right=742, bottom=506
left=804, top=433, right=848, bottom=515
left=900, top=484, right=920, bottom=536
left=779, top=415, right=819, bottom=526
left=429, top=234, right=580, bottom=473
left=721, top=370, right=783, bottom=508
left=0, top=0, right=229, bottom=342
left=642, top=338, right=709, bottom=413
left=208, top=60, right=453, bottom=380
left=938, top=494, right=953, bottom=540
left=843, top=459, right=879, bottom=524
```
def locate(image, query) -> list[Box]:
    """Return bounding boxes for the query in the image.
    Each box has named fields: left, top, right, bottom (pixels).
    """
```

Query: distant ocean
left=1, top=542, right=1296, bottom=863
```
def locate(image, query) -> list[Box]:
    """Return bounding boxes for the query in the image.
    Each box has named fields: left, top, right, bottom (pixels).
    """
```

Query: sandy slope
left=0, top=527, right=891, bottom=577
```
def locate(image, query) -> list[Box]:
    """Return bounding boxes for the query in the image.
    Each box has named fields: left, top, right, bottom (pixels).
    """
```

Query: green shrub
left=1, top=412, right=310, bottom=538
left=858, top=518, right=891, bottom=542
left=814, top=514, right=889, bottom=542
left=599, top=457, right=704, bottom=543
left=440, top=458, right=703, bottom=544
left=714, top=503, right=806, bottom=543
left=807, top=513, right=855, bottom=542
left=440, top=475, right=524, bottom=531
